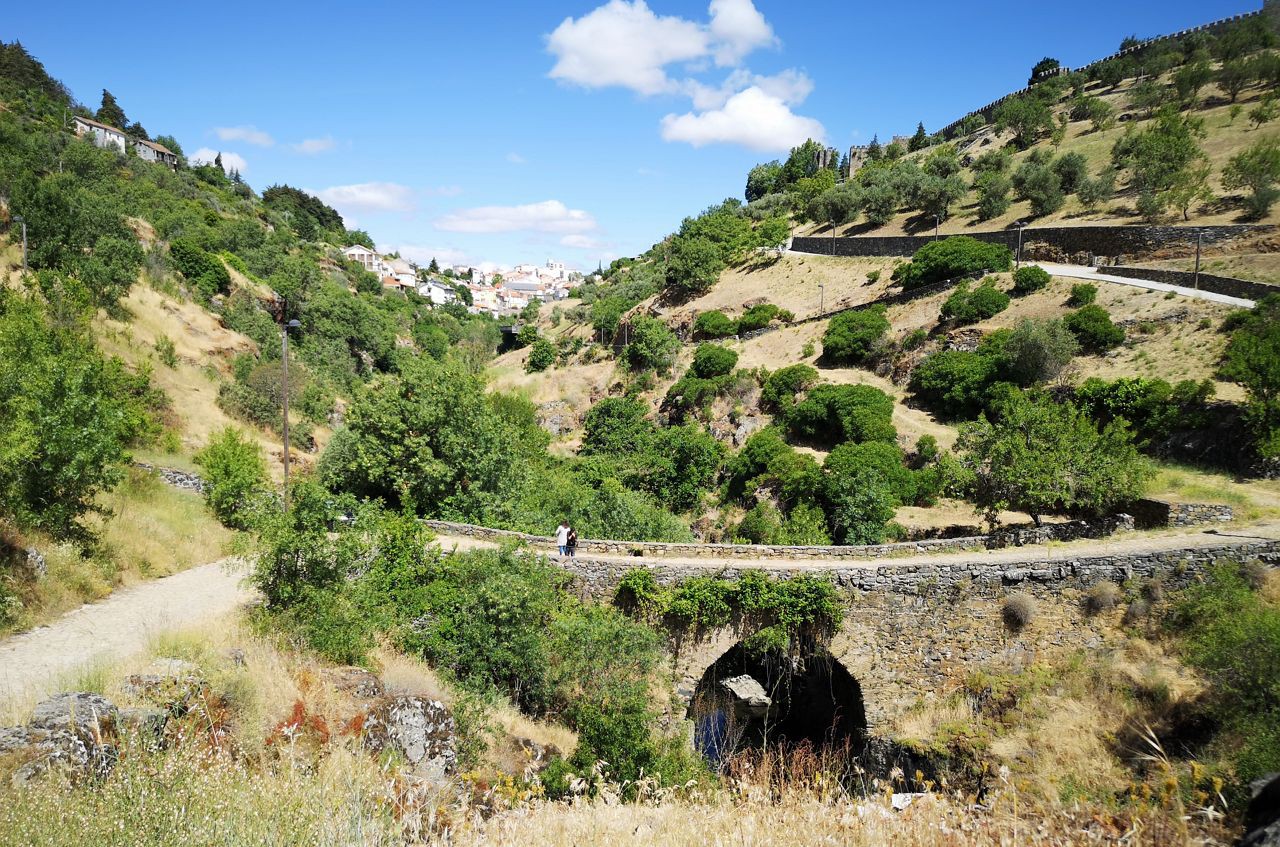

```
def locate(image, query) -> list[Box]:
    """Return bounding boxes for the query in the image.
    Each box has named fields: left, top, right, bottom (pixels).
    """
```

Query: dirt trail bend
left=0, top=558, right=253, bottom=713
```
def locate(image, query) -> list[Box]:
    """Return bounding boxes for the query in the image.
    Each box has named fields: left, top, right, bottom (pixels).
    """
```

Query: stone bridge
left=498, top=529, right=1280, bottom=744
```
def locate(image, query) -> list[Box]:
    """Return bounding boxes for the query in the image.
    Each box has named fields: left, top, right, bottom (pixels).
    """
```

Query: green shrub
left=821, top=305, right=890, bottom=364
left=892, top=236, right=1012, bottom=291
left=1067, top=283, right=1098, bottom=306
left=908, top=348, right=1002, bottom=420
left=760, top=364, right=819, bottom=413
left=722, top=427, right=823, bottom=508
left=941, top=281, right=1011, bottom=325
left=194, top=427, right=269, bottom=529
left=1074, top=376, right=1213, bottom=444
left=1221, top=295, right=1280, bottom=458
left=525, top=337, right=555, bottom=373
left=623, top=316, right=680, bottom=373
left=693, top=309, right=737, bottom=338
left=736, top=303, right=786, bottom=334
left=154, top=335, right=178, bottom=368
left=169, top=237, right=231, bottom=299
left=1000, top=318, right=1079, bottom=386
left=1065, top=305, right=1126, bottom=352
left=1003, top=593, right=1037, bottom=630
left=736, top=501, right=784, bottom=544
left=691, top=343, right=738, bottom=378
left=787, top=383, right=896, bottom=447
left=1011, top=265, right=1051, bottom=296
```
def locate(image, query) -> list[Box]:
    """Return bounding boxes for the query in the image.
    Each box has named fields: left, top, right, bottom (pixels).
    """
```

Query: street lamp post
left=12, top=215, right=26, bottom=274
left=280, top=318, right=301, bottom=511
left=1193, top=230, right=1203, bottom=290
left=933, top=214, right=940, bottom=241
left=818, top=283, right=825, bottom=314
left=1014, top=221, right=1027, bottom=270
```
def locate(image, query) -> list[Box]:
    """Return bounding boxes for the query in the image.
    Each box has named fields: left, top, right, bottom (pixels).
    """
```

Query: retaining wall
left=791, top=225, right=1272, bottom=262
left=1107, top=266, right=1277, bottom=301
left=1128, top=498, right=1235, bottom=529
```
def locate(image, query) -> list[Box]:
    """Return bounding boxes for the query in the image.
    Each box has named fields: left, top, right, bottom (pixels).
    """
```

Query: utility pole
left=1193, top=230, right=1203, bottom=290
left=280, top=317, right=300, bottom=512
left=12, top=215, right=26, bottom=274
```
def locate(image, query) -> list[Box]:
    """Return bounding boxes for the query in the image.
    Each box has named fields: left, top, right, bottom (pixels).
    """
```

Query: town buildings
left=72, top=116, right=178, bottom=168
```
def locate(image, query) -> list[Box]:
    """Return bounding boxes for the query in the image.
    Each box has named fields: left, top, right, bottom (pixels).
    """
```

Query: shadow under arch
left=688, top=641, right=868, bottom=766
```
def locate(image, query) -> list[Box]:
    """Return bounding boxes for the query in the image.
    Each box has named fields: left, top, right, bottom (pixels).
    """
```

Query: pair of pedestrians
left=555, top=520, right=578, bottom=557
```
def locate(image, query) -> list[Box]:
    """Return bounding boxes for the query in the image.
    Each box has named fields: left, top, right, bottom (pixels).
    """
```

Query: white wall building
left=72, top=116, right=128, bottom=154
left=343, top=245, right=379, bottom=273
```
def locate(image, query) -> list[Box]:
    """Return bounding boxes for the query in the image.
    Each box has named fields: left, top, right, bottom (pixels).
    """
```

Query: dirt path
left=0, top=558, right=254, bottom=714
left=435, top=521, right=1280, bottom=571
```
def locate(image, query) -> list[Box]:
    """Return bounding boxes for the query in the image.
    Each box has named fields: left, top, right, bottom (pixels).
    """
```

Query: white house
left=469, top=284, right=501, bottom=313
left=132, top=137, right=179, bottom=168
left=418, top=280, right=456, bottom=305
left=386, top=257, right=417, bottom=289
left=343, top=245, right=379, bottom=273
left=72, top=116, right=128, bottom=154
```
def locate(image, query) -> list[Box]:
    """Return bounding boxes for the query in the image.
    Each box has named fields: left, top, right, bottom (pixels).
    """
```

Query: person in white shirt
left=555, top=520, right=570, bottom=556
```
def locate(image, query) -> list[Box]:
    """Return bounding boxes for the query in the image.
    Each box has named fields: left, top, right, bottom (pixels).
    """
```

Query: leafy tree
left=690, top=343, right=738, bottom=378
left=807, top=183, right=859, bottom=231
left=195, top=427, right=269, bottom=529
left=1053, top=152, right=1089, bottom=194
left=622, top=315, right=679, bottom=373
left=821, top=305, right=890, bottom=364
left=1221, top=295, right=1280, bottom=457
left=1173, top=60, right=1213, bottom=106
left=1251, top=95, right=1280, bottom=129
left=994, top=95, right=1053, bottom=148
left=914, top=173, right=967, bottom=221
left=1077, top=170, right=1116, bottom=210
left=1068, top=283, right=1098, bottom=306
left=1013, top=154, right=1065, bottom=217
left=1029, top=57, right=1061, bottom=86
left=1165, top=160, right=1214, bottom=221
left=779, top=139, right=826, bottom=186
left=999, top=317, right=1079, bottom=385
left=525, top=337, right=555, bottom=373
left=0, top=291, right=154, bottom=540
left=1065, top=305, right=1126, bottom=352
left=1111, top=107, right=1209, bottom=220
left=96, top=88, right=127, bottom=128
left=1219, top=59, right=1254, bottom=103
left=582, top=397, right=651, bottom=455
left=957, top=392, right=1152, bottom=526
left=866, top=135, right=883, bottom=161
left=1129, top=80, right=1171, bottom=117
left=663, top=234, right=724, bottom=297
left=756, top=215, right=791, bottom=250
left=971, top=148, right=1012, bottom=175
left=822, top=442, right=913, bottom=543
left=975, top=171, right=1012, bottom=221
left=853, top=166, right=902, bottom=226
left=1223, top=137, right=1280, bottom=219
left=745, top=161, right=783, bottom=201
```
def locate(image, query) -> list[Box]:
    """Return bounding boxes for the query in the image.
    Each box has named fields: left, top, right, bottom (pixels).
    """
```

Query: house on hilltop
left=72, top=115, right=127, bottom=154
left=343, top=244, right=380, bottom=274
left=132, top=137, right=178, bottom=168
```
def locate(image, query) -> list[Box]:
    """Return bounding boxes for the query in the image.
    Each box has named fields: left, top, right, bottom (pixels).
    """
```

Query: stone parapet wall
left=1106, top=266, right=1275, bottom=302
left=1128, top=498, right=1235, bottom=529
left=424, top=516, right=1134, bottom=561
left=564, top=538, right=1280, bottom=600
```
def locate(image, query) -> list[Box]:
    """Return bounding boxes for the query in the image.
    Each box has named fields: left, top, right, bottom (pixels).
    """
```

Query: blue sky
left=8, top=0, right=1258, bottom=270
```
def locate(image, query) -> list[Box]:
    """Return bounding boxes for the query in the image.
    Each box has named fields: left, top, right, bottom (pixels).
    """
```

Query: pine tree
left=214, top=152, right=223, bottom=172
left=428, top=257, right=440, bottom=274
left=96, top=89, right=127, bottom=129
left=867, top=135, right=883, bottom=161
left=909, top=122, right=929, bottom=152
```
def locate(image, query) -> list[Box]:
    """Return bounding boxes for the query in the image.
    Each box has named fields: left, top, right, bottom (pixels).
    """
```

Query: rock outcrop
left=362, top=696, right=457, bottom=784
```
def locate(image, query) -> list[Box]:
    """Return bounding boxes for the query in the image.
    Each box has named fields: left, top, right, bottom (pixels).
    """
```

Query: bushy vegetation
left=893, top=237, right=1011, bottom=291
left=1221, top=295, right=1280, bottom=457
left=1011, top=265, right=1051, bottom=296
left=785, top=384, right=896, bottom=448
left=940, top=281, right=1010, bottom=325
left=1064, top=305, right=1126, bottom=352
left=821, top=306, right=889, bottom=364
left=194, top=427, right=269, bottom=529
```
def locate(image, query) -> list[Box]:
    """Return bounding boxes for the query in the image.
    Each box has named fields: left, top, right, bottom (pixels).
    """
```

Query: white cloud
left=547, top=0, right=709, bottom=95
left=708, top=0, right=776, bottom=66
left=434, top=200, right=597, bottom=235
left=425, top=185, right=464, bottom=197
left=214, top=125, right=274, bottom=147
left=190, top=148, right=249, bottom=173
left=660, top=86, right=825, bottom=152
left=560, top=234, right=611, bottom=250
left=290, top=136, right=335, bottom=154
left=506, top=152, right=527, bottom=164
left=313, top=182, right=416, bottom=214
left=685, top=68, right=812, bottom=110
left=391, top=244, right=472, bottom=268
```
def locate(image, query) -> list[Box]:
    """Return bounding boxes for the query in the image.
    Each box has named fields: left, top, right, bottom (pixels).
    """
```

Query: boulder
left=516, top=736, right=561, bottom=768
left=25, top=547, right=46, bottom=579
left=720, top=675, right=771, bottom=718
left=30, top=692, right=117, bottom=741
left=362, top=696, right=457, bottom=783
left=1242, top=772, right=1280, bottom=847
left=120, top=659, right=205, bottom=713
